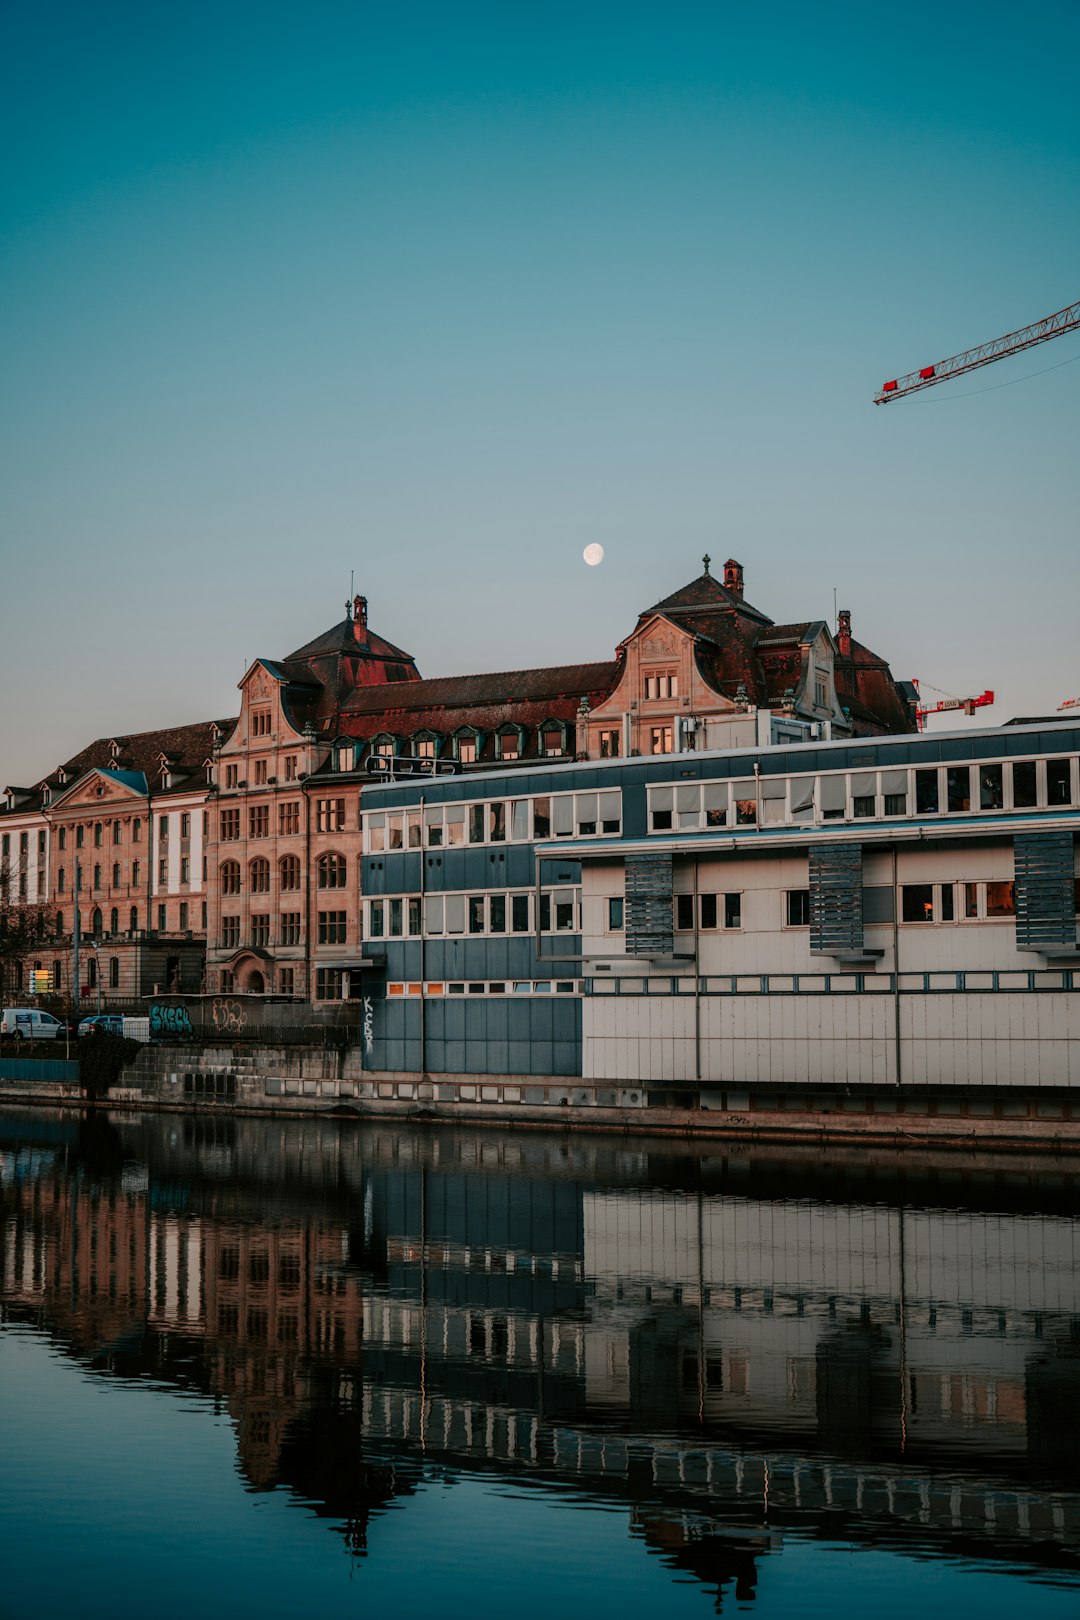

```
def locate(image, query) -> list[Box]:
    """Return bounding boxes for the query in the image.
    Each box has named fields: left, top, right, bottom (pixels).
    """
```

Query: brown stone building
left=2, top=559, right=915, bottom=1007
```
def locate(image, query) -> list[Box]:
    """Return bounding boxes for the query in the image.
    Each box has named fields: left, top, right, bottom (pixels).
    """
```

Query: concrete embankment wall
left=2, top=1042, right=1080, bottom=1152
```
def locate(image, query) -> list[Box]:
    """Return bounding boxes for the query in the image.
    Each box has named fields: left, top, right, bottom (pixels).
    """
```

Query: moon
left=583, top=543, right=605, bottom=567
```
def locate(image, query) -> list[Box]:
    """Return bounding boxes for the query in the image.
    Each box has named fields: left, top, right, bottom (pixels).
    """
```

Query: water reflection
left=3, top=1108, right=1080, bottom=1609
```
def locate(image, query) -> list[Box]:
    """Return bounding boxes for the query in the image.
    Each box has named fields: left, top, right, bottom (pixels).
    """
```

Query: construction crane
left=1058, top=697, right=1080, bottom=712
left=912, top=679, right=994, bottom=732
left=875, top=297, right=1080, bottom=404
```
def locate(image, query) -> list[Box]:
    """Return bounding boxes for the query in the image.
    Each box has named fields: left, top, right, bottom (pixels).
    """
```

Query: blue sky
left=2, top=1, right=1078, bottom=780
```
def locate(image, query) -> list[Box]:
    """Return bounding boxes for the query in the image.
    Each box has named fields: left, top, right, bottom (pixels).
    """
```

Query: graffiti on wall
left=211, top=998, right=248, bottom=1035
left=150, top=1004, right=193, bottom=1039
left=362, top=997, right=374, bottom=1057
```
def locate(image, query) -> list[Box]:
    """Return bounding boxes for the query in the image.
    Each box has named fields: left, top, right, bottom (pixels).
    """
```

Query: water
left=3, top=1109, right=1080, bottom=1618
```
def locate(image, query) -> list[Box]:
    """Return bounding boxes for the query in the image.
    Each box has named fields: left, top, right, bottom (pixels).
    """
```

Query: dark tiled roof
left=758, top=621, right=814, bottom=644
left=341, top=662, right=617, bottom=718
left=643, top=571, right=773, bottom=626
left=286, top=616, right=417, bottom=667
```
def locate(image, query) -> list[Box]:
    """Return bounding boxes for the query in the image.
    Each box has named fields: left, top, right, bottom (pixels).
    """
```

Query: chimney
left=837, top=609, right=851, bottom=658
left=723, top=559, right=744, bottom=599
left=353, top=594, right=368, bottom=637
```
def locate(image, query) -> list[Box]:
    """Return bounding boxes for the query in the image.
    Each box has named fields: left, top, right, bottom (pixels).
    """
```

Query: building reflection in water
left=3, top=1109, right=1080, bottom=1606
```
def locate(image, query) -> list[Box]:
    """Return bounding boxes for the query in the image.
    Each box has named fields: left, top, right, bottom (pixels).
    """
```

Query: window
left=644, top=671, right=678, bottom=700
left=179, top=902, right=189, bottom=931
left=884, top=792, right=907, bottom=816
left=133, top=817, right=141, bottom=842
left=94, top=822, right=103, bottom=847
left=90, top=907, right=102, bottom=936
left=110, top=907, right=119, bottom=935
left=158, top=858, right=167, bottom=885
left=852, top=794, right=875, bottom=818
left=317, top=852, right=347, bottom=888
left=254, top=759, right=268, bottom=785
left=93, top=863, right=102, bottom=890
left=734, top=796, right=757, bottom=825
left=457, top=735, right=477, bottom=764
left=336, top=743, right=355, bottom=771
left=221, top=861, right=241, bottom=895
left=112, top=820, right=121, bottom=845
left=279, top=967, right=295, bottom=995
left=608, top=896, right=624, bottom=930
left=724, top=893, right=741, bottom=929
left=414, top=737, right=436, bottom=759
left=468, top=896, right=485, bottom=934
left=112, top=862, right=121, bottom=888
left=222, top=916, right=241, bottom=948
left=249, top=805, right=270, bottom=838
left=512, top=894, right=530, bottom=932
left=225, top=763, right=239, bottom=788
left=315, top=968, right=342, bottom=1000
left=317, top=798, right=346, bottom=832
left=132, top=860, right=140, bottom=887
left=915, top=770, right=939, bottom=814
left=1012, top=760, right=1037, bottom=807
left=542, top=727, right=564, bottom=756
left=251, top=708, right=271, bottom=737
left=130, top=906, right=138, bottom=931
left=368, top=900, right=384, bottom=938
left=77, top=825, right=84, bottom=847
left=180, top=857, right=190, bottom=884
left=58, top=827, right=66, bottom=850
left=1047, top=759, right=1072, bottom=805
left=180, top=813, right=191, bottom=838
left=279, top=800, right=300, bottom=835
left=220, top=809, right=240, bottom=841
left=786, top=890, right=810, bottom=927
left=280, top=912, right=301, bottom=945
left=249, top=858, right=271, bottom=893
left=676, top=894, right=695, bottom=931
left=157, top=903, right=167, bottom=932
left=498, top=731, right=520, bottom=760
left=489, top=895, right=506, bottom=933
left=159, top=815, right=169, bottom=840
left=947, top=767, right=971, bottom=813
left=284, top=755, right=298, bottom=781
left=279, top=855, right=301, bottom=891
left=598, top=729, right=621, bottom=758
left=251, top=915, right=270, bottom=947
left=650, top=725, right=673, bottom=755
left=318, top=911, right=347, bottom=944
left=902, top=884, right=935, bottom=923
left=986, top=881, right=1015, bottom=917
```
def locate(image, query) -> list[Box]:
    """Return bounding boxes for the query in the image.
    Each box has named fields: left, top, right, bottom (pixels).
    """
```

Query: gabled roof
left=285, top=616, right=416, bottom=668
left=642, top=570, right=773, bottom=627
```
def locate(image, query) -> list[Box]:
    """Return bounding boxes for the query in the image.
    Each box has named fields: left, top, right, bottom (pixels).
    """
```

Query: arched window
left=129, top=907, right=139, bottom=933
left=279, top=854, right=302, bottom=891
left=110, top=908, right=119, bottom=936
left=87, top=957, right=97, bottom=989
left=55, top=913, right=64, bottom=938
left=109, top=957, right=119, bottom=989
left=317, top=852, right=347, bottom=889
left=220, top=860, right=241, bottom=895
left=249, top=858, right=271, bottom=894
left=91, top=908, right=103, bottom=936
left=53, top=960, right=63, bottom=990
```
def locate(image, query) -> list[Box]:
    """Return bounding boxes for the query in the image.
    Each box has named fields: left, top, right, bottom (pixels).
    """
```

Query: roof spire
left=702, top=553, right=711, bottom=576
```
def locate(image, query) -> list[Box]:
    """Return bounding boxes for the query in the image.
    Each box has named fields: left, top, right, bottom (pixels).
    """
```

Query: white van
left=0, top=1008, right=65, bottom=1040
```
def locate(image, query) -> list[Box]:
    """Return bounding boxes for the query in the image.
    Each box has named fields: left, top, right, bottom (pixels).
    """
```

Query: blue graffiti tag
left=150, top=1004, right=194, bottom=1039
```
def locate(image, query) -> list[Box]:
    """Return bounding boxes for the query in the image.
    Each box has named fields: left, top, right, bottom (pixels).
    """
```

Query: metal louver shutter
left=1014, top=831, right=1076, bottom=949
left=809, top=842, right=864, bottom=955
left=625, top=852, right=674, bottom=956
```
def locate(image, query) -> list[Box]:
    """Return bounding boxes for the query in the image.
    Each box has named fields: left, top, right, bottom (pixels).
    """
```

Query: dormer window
left=336, top=743, right=356, bottom=772
left=56, top=768, right=66, bottom=785
left=371, top=735, right=395, bottom=760
left=413, top=733, right=437, bottom=761
left=496, top=725, right=524, bottom=761
left=251, top=708, right=272, bottom=738
left=541, top=723, right=566, bottom=757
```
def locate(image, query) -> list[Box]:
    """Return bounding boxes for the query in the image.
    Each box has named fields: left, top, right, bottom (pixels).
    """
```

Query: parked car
left=78, top=1014, right=126, bottom=1038
left=0, top=1008, right=68, bottom=1040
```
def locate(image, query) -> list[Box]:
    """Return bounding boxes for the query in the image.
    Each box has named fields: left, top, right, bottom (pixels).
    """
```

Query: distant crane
left=875, top=297, right=1080, bottom=404
left=913, top=679, right=994, bottom=733
left=1059, top=697, right=1080, bottom=712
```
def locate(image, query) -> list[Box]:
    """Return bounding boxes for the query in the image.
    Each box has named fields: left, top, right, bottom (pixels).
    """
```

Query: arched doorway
left=245, top=969, right=265, bottom=994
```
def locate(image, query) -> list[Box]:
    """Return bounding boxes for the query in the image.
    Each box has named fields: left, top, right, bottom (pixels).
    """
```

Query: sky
left=2, top=0, right=1078, bottom=783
